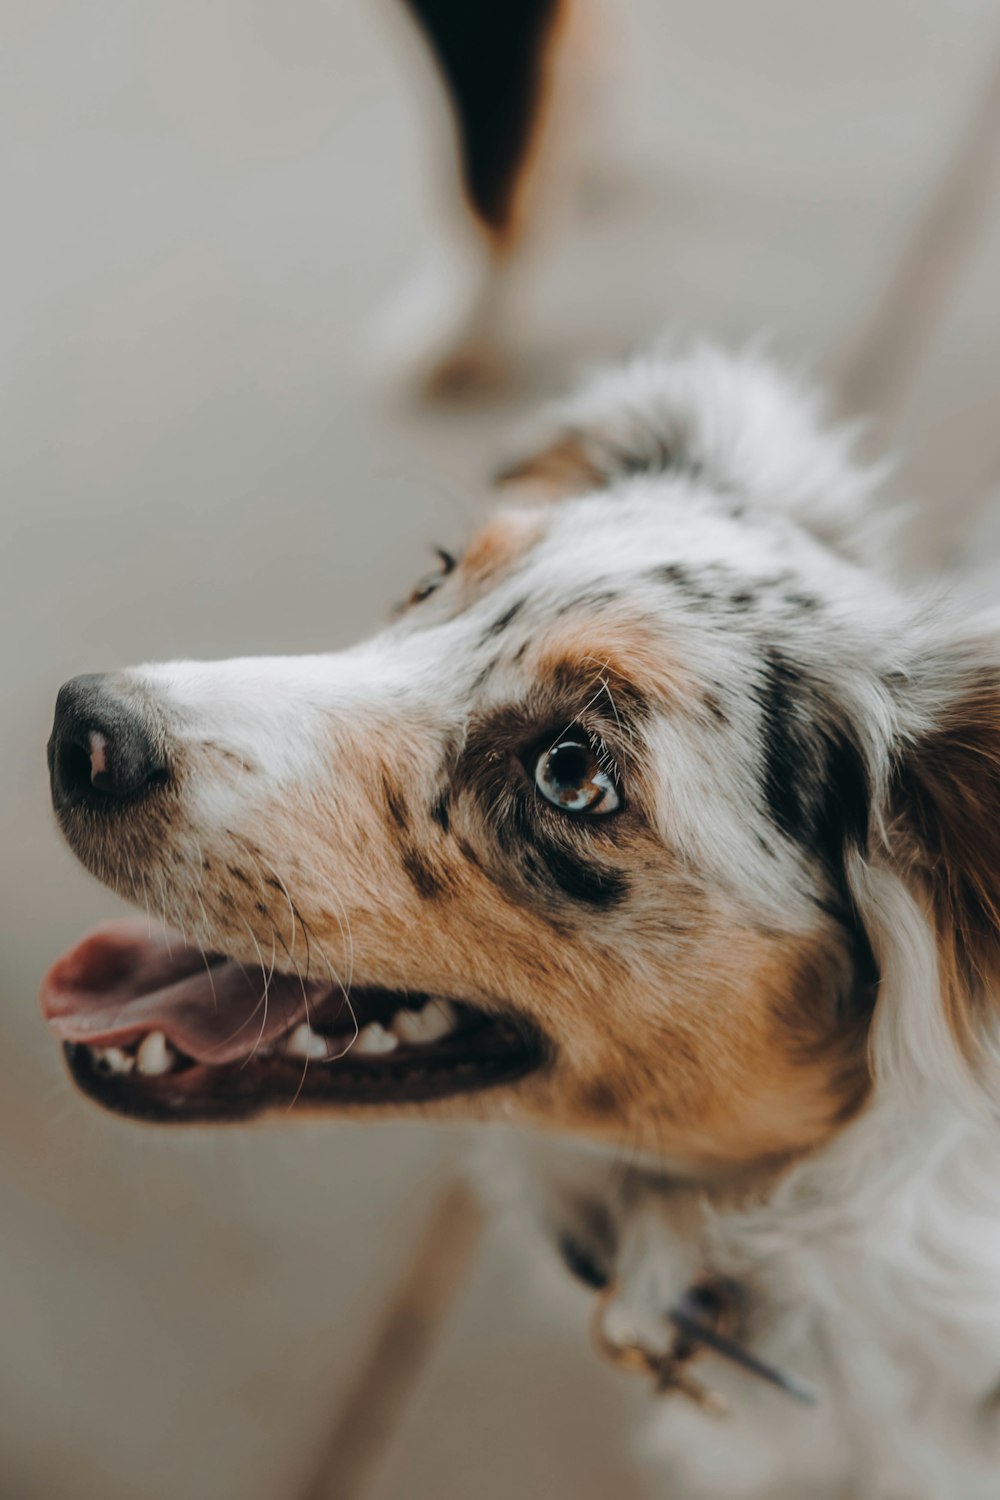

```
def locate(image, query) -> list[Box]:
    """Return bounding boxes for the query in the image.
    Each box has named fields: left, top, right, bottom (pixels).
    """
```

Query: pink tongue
left=40, top=920, right=329, bottom=1064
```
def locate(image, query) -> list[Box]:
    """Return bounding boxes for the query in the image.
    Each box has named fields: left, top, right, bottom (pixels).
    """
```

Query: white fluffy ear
left=497, top=342, right=889, bottom=561
left=850, top=625, right=1000, bottom=1111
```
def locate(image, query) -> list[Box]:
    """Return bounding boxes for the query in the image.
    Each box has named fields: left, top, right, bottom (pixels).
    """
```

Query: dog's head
left=41, top=347, right=1000, bottom=1175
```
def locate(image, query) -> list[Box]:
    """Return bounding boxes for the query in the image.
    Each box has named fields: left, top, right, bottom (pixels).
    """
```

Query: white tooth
left=135, top=1031, right=175, bottom=1076
left=353, top=1022, right=399, bottom=1056
left=392, top=1001, right=458, bottom=1046
left=285, top=1022, right=329, bottom=1060
left=91, top=1046, right=135, bottom=1075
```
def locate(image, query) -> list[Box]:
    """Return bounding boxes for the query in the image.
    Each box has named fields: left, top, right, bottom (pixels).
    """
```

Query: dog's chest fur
left=512, top=1090, right=1000, bottom=1500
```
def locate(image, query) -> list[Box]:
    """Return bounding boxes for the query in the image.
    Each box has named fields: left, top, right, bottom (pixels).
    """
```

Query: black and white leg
left=369, top=0, right=580, bottom=396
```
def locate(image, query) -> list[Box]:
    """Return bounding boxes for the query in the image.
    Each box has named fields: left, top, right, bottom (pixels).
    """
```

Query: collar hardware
left=591, top=1278, right=819, bottom=1412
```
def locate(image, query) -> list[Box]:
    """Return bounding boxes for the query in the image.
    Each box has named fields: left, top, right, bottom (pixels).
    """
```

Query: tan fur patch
left=531, top=624, right=695, bottom=721
left=534, top=924, right=869, bottom=1169
left=496, top=434, right=603, bottom=501
left=460, top=508, right=548, bottom=586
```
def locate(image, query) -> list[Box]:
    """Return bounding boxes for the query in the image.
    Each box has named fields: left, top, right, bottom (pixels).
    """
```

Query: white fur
left=506, top=341, right=898, bottom=560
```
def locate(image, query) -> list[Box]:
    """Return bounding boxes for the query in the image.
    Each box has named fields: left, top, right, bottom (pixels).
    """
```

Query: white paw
left=363, top=239, right=514, bottom=400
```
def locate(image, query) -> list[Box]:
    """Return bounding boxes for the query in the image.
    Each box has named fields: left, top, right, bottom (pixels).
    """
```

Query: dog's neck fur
left=672, top=1088, right=1000, bottom=1499
left=623, top=858, right=1000, bottom=1496
left=507, top=1063, right=1000, bottom=1499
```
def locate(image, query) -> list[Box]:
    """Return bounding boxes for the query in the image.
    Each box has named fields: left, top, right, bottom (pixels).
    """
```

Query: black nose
left=48, top=674, right=168, bottom=811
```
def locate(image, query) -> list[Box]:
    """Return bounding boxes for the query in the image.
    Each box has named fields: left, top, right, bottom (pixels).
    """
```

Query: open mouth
left=40, top=921, right=545, bottom=1123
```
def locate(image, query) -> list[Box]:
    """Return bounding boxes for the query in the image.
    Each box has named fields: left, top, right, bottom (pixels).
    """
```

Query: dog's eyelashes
left=535, top=737, right=621, bottom=815
left=408, top=574, right=444, bottom=606
left=406, top=546, right=459, bottom=607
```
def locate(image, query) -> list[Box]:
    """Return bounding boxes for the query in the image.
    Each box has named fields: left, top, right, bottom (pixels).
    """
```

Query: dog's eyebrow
left=526, top=606, right=702, bottom=724
left=465, top=659, right=649, bottom=754
left=533, top=652, right=655, bottom=734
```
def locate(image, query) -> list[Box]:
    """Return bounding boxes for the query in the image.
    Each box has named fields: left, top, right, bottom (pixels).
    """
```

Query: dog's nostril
left=57, top=738, right=97, bottom=798
left=49, top=673, right=168, bottom=812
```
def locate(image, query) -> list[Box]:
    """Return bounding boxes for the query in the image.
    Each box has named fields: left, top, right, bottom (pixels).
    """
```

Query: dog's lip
left=41, top=919, right=547, bottom=1121
left=40, top=919, right=326, bottom=1064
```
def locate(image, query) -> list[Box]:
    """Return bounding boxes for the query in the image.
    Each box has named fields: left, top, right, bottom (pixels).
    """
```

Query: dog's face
left=41, top=350, right=1000, bottom=1177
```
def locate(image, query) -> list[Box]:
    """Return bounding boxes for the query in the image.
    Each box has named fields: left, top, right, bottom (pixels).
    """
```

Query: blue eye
left=534, top=738, right=620, bottom=815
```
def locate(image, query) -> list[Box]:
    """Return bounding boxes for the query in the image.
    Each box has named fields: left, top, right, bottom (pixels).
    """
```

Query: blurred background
left=2, top=2, right=999, bottom=1496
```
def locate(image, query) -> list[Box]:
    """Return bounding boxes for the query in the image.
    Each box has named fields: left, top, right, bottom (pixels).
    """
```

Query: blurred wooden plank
left=365, top=1215, right=649, bottom=1500
left=885, top=165, right=1000, bottom=568
left=299, top=1183, right=485, bottom=1500
left=836, top=40, right=1000, bottom=430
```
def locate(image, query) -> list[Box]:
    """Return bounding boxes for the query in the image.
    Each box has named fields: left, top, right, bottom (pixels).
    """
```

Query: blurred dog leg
left=368, top=0, right=591, bottom=398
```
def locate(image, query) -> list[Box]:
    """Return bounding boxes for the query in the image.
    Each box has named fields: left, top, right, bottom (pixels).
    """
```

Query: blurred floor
left=1, top=2, right=999, bottom=1497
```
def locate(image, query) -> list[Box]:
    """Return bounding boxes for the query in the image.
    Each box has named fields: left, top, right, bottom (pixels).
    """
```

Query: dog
left=41, top=344, right=1000, bottom=1498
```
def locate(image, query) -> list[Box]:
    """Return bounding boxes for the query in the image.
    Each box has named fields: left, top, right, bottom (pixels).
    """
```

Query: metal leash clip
left=591, top=1279, right=819, bottom=1415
